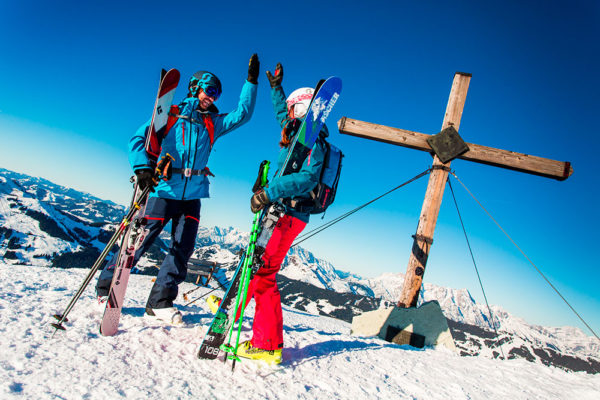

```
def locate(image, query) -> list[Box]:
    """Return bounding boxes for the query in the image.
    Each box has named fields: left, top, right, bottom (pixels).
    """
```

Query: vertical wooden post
left=397, top=72, right=472, bottom=308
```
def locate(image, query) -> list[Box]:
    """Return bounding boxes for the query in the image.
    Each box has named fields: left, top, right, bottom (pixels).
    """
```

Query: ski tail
left=145, top=69, right=180, bottom=161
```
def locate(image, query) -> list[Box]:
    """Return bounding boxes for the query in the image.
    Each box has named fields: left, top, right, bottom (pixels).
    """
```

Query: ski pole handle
left=156, top=153, right=174, bottom=181
left=260, top=161, right=270, bottom=187
left=252, top=160, right=270, bottom=193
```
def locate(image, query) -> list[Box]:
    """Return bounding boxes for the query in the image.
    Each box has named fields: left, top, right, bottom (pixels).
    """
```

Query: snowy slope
left=1, top=263, right=599, bottom=400
left=184, top=226, right=600, bottom=365
left=0, top=168, right=124, bottom=266
left=1, top=167, right=599, bottom=373
left=188, top=228, right=600, bottom=367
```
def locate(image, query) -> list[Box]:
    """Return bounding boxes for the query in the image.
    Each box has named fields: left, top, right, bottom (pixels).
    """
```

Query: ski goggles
left=190, top=77, right=221, bottom=100
left=287, top=92, right=313, bottom=119
left=292, top=102, right=308, bottom=118
left=202, top=85, right=221, bottom=100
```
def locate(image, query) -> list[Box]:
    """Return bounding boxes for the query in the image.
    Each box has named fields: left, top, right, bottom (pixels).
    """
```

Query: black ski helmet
left=188, top=71, right=222, bottom=99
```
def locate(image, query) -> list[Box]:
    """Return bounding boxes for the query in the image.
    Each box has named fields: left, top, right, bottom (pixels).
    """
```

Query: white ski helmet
left=286, top=87, right=314, bottom=118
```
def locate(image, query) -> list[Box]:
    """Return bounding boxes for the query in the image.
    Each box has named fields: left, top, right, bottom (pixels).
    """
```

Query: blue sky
left=1, top=1, right=598, bottom=334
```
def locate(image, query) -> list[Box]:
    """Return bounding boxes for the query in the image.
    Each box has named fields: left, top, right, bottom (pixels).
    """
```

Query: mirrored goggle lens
left=203, top=85, right=220, bottom=99
left=293, top=103, right=308, bottom=118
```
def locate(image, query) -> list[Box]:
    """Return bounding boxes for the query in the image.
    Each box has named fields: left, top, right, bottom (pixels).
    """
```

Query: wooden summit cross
left=338, top=72, right=573, bottom=310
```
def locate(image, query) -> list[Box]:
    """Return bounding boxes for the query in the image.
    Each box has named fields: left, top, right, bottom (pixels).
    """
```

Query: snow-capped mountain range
left=1, top=167, right=598, bottom=374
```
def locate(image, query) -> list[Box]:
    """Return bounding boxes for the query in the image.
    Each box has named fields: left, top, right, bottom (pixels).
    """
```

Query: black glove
left=247, top=53, right=260, bottom=84
left=250, top=189, right=270, bottom=213
left=135, top=169, right=156, bottom=192
left=266, top=63, right=283, bottom=88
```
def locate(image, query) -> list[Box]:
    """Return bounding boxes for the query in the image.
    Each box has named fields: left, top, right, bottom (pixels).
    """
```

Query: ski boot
left=145, top=307, right=183, bottom=325
left=206, top=295, right=222, bottom=314
left=236, top=340, right=282, bottom=364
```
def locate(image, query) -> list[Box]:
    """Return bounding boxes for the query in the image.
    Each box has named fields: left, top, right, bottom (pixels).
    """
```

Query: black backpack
left=308, top=138, right=343, bottom=214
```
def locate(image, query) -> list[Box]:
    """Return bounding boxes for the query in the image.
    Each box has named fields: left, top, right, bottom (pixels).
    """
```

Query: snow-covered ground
left=3, top=167, right=599, bottom=370
left=1, top=264, right=598, bottom=399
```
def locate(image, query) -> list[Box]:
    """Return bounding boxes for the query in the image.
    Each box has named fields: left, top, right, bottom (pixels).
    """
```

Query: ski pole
left=230, top=219, right=260, bottom=371
left=51, top=154, right=172, bottom=334
left=182, top=278, right=226, bottom=303
left=183, top=286, right=218, bottom=306
left=220, top=210, right=261, bottom=367
left=51, top=185, right=152, bottom=333
left=221, top=161, right=270, bottom=369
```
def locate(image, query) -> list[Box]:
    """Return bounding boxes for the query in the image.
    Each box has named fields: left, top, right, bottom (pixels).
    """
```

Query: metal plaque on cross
left=426, top=126, right=470, bottom=164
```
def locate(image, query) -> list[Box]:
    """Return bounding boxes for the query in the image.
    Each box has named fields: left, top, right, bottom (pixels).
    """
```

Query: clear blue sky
left=1, top=1, right=598, bottom=334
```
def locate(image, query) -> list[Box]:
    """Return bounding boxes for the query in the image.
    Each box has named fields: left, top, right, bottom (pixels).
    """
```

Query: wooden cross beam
left=337, top=72, right=573, bottom=308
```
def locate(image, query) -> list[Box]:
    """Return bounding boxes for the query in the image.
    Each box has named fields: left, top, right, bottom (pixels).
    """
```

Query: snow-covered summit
left=1, top=167, right=598, bottom=374
left=1, top=264, right=599, bottom=399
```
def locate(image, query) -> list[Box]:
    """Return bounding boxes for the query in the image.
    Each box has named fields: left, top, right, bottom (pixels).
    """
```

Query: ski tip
left=314, top=76, right=342, bottom=94
left=325, top=76, right=342, bottom=87
left=160, top=68, right=181, bottom=83
left=314, top=79, right=326, bottom=93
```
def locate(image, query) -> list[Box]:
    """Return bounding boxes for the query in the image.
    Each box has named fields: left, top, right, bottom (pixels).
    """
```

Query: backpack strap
left=201, top=114, right=215, bottom=148
left=166, top=105, right=215, bottom=148
left=166, top=105, right=180, bottom=135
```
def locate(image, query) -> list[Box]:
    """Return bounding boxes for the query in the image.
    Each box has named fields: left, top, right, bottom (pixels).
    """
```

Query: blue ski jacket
left=129, top=80, right=257, bottom=200
left=265, top=85, right=328, bottom=223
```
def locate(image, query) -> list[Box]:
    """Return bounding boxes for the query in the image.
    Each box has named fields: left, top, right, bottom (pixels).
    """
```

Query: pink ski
left=100, top=68, right=180, bottom=336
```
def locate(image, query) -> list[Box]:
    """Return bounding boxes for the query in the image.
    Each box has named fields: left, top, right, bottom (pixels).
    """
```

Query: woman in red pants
left=209, top=63, right=329, bottom=364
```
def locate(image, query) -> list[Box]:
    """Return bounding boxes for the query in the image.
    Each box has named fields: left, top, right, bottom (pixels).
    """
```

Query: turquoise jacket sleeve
left=128, top=121, right=152, bottom=171
left=265, top=138, right=326, bottom=201
left=271, top=85, right=289, bottom=128
left=213, top=80, right=257, bottom=139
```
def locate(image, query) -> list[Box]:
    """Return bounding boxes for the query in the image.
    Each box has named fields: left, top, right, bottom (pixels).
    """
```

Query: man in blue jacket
left=96, top=54, right=260, bottom=324
left=208, top=62, right=327, bottom=364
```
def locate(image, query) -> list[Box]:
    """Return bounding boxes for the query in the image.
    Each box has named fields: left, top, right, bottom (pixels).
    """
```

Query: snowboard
left=99, top=68, right=180, bottom=336
left=197, top=76, right=342, bottom=359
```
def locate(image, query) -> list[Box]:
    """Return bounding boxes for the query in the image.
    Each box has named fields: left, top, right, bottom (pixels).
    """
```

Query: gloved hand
left=266, top=63, right=283, bottom=88
left=135, top=169, right=156, bottom=192
left=247, top=53, right=260, bottom=84
left=250, top=189, right=270, bottom=213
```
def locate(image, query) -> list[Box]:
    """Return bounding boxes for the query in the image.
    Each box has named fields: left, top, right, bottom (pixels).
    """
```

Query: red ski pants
left=242, top=214, right=306, bottom=351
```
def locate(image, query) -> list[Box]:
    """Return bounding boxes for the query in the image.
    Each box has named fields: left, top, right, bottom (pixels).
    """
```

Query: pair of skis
left=52, top=69, right=180, bottom=335
left=196, top=77, right=342, bottom=364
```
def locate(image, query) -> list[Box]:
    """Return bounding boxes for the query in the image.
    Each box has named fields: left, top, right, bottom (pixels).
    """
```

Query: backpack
left=308, top=139, right=343, bottom=214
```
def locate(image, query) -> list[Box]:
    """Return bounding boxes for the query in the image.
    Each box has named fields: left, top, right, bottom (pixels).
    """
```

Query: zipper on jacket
left=180, top=116, right=203, bottom=200
left=180, top=118, right=193, bottom=199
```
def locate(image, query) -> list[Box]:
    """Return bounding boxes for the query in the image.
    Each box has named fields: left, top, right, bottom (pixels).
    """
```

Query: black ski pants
left=96, top=196, right=200, bottom=308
